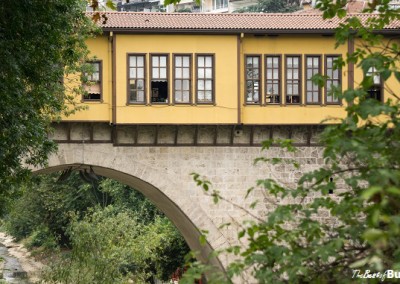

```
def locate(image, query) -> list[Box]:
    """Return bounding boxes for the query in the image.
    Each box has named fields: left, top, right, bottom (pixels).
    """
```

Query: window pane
left=293, top=84, right=299, bottom=95
left=198, top=90, right=204, bottom=100
left=137, top=56, right=144, bottom=67
left=198, top=80, right=204, bottom=90
left=253, top=58, right=259, bottom=67
left=182, top=68, right=190, bottom=79
left=176, top=68, right=182, bottom=78
left=198, top=69, right=204, bottom=78
left=293, top=69, right=299, bottom=79
left=130, top=90, right=137, bottom=102
left=137, top=68, right=144, bottom=78
left=273, top=69, right=279, bottom=79
left=137, top=80, right=144, bottom=89
left=287, top=84, right=292, bottom=94
left=130, top=57, right=137, bottom=67
left=205, top=80, right=212, bottom=90
left=266, top=57, right=272, bottom=67
left=205, top=91, right=212, bottom=101
left=153, top=68, right=159, bottom=78
left=175, top=80, right=182, bottom=90
left=152, top=56, right=159, bottom=67
left=176, top=56, right=182, bottom=66
left=327, top=57, right=333, bottom=67
left=160, top=68, right=166, bottom=79
left=205, top=69, right=212, bottom=79
left=287, top=58, right=292, bottom=68
left=333, top=69, right=339, bottom=79
left=92, top=72, right=99, bottom=81
left=175, top=91, right=182, bottom=101
left=307, top=69, right=313, bottom=78
left=129, top=79, right=136, bottom=89
left=183, top=56, right=190, bottom=67
left=160, top=56, right=167, bottom=67
left=253, top=69, right=259, bottom=79
left=130, top=68, right=136, bottom=78
left=293, top=58, right=299, bottom=68
left=137, top=91, right=144, bottom=102
left=183, top=91, right=190, bottom=102
left=198, top=57, right=204, bottom=67
left=266, top=69, right=272, bottom=79
left=183, top=80, right=189, bottom=90
left=205, top=56, right=212, bottom=67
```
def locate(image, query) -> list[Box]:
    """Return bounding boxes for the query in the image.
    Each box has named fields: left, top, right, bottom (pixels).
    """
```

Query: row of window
left=245, top=55, right=342, bottom=105
left=85, top=54, right=215, bottom=104
left=128, top=54, right=214, bottom=105
left=85, top=54, right=378, bottom=105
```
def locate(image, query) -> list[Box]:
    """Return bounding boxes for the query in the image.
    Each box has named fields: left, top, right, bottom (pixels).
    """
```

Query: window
left=128, top=55, right=146, bottom=104
left=265, top=56, right=281, bottom=104
left=214, top=0, right=228, bottom=9
left=174, top=55, right=191, bottom=104
left=366, top=67, right=382, bottom=101
left=285, top=56, right=301, bottom=104
left=196, top=55, right=214, bottom=104
left=151, top=55, right=169, bottom=103
left=84, top=61, right=101, bottom=101
left=325, top=56, right=341, bottom=104
left=245, top=56, right=260, bottom=104
left=305, top=56, right=321, bottom=104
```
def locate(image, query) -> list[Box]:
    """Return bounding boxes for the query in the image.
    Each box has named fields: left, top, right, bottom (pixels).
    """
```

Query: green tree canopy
left=0, top=0, right=94, bottom=189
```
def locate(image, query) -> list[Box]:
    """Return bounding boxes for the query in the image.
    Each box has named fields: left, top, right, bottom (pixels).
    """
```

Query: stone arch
left=33, top=143, right=226, bottom=271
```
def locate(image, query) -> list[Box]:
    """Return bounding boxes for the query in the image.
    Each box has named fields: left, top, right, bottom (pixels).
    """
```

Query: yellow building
left=65, top=12, right=400, bottom=126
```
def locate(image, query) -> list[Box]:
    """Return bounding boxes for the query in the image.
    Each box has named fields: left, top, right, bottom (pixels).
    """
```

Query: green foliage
left=0, top=0, right=95, bottom=190
left=176, top=8, right=193, bottom=12
left=4, top=173, right=190, bottom=282
left=183, top=2, right=400, bottom=283
left=41, top=206, right=188, bottom=284
left=25, top=225, right=58, bottom=250
left=235, top=0, right=301, bottom=13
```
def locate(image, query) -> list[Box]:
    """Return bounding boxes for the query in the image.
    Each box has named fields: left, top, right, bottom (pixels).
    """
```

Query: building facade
left=65, top=12, right=400, bottom=127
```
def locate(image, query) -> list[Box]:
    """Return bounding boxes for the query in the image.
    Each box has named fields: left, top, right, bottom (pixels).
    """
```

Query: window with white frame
left=214, top=0, right=228, bottom=9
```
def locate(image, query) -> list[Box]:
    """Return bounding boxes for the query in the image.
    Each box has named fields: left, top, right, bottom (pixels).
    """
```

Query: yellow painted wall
left=240, top=34, right=348, bottom=124
left=63, top=32, right=399, bottom=125
left=115, top=34, right=238, bottom=124
left=63, top=35, right=112, bottom=122
left=353, top=37, right=400, bottom=102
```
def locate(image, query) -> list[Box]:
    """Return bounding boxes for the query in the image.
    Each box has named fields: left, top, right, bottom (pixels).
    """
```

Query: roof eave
left=102, top=27, right=339, bottom=35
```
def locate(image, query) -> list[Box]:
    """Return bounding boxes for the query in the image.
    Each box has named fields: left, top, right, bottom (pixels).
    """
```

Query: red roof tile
left=93, top=12, right=400, bottom=33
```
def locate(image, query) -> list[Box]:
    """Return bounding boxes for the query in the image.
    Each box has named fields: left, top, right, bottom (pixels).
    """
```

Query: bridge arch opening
left=33, top=163, right=224, bottom=272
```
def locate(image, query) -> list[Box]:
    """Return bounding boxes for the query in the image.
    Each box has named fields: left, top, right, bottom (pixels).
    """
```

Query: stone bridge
left=34, top=122, right=325, bottom=270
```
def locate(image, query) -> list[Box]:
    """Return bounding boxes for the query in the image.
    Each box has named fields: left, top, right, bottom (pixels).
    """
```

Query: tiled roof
left=95, top=12, right=400, bottom=33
